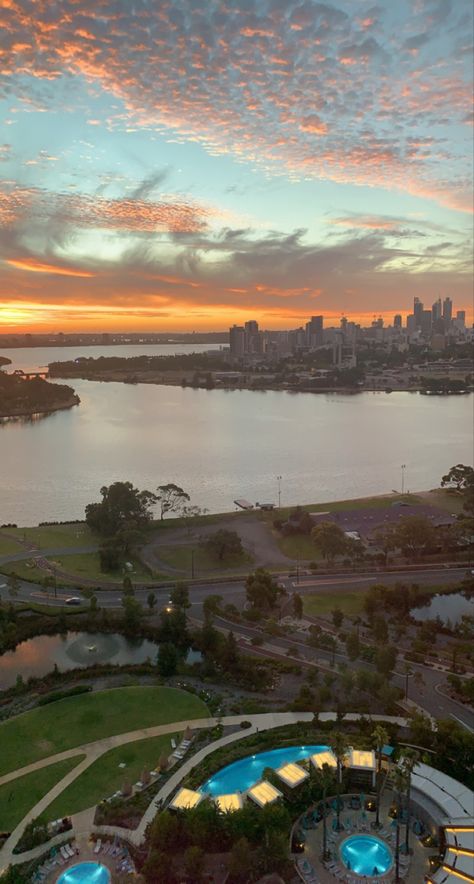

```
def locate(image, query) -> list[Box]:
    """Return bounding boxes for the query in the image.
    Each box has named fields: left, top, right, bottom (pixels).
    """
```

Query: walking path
left=0, top=712, right=408, bottom=869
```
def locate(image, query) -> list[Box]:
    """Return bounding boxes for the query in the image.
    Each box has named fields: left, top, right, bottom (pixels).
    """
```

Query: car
left=65, top=596, right=82, bottom=606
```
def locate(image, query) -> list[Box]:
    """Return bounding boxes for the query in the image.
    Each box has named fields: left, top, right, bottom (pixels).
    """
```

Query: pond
left=0, top=631, right=201, bottom=690
left=411, top=592, right=474, bottom=626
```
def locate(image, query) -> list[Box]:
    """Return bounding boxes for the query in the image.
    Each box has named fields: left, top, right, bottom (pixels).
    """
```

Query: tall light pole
left=277, top=475, right=282, bottom=509
left=401, top=464, right=406, bottom=495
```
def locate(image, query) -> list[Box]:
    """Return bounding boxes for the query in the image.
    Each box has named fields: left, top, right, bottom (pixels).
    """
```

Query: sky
left=0, top=0, right=472, bottom=333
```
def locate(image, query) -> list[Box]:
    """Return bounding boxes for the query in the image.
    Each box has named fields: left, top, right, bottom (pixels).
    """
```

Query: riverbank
left=0, top=394, right=80, bottom=421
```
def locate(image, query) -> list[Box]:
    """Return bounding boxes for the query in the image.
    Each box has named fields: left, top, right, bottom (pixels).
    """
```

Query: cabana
left=310, top=750, right=337, bottom=771
left=215, top=793, right=243, bottom=813
left=275, top=762, right=309, bottom=789
left=347, top=748, right=376, bottom=788
left=169, top=787, right=203, bottom=811
left=248, top=780, right=283, bottom=808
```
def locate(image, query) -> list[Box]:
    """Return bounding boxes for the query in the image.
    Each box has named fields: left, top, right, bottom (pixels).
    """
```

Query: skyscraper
left=432, top=298, right=442, bottom=322
left=306, top=315, right=324, bottom=347
left=229, top=325, right=245, bottom=357
left=394, top=314, right=402, bottom=329
left=414, top=297, right=424, bottom=328
left=443, top=297, right=453, bottom=325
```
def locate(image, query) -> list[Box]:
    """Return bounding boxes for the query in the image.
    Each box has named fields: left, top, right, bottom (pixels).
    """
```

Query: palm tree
left=372, top=724, right=389, bottom=829
left=315, top=763, right=337, bottom=860
left=330, top=730, right=349, bottom=832
left=392, top=766, right=408, bottom=883
left=399, top=748, right=420, bottom=855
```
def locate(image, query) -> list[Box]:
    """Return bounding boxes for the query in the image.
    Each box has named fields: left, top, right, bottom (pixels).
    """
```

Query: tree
left=170, top=582, right=190, bottom=610
left=157, top=642, right=179, bottom=676
left=7, top=574, right=19, bottom=599
left=221, top=630, right=240, bottom=672
left=121, top=595, right=143, bottom=629
left=345, top=630, right=360, bottom=661
left=331, top=607, right=343, bottom=629
left=143, top=850, right=176, bottom=884
left=85, top=481, right=156, bottom=536
left=183, top=846, right=205, bottom=882
left=373, top=524, right=397, bottom=565
left=394, top=515, right=436, bottom=559
left=329, top=731, right=349, bottom=831
left=99, top=540, right=122, bottom=572
left=155, top=483, right=189, bottom=520
left=90, top=594, right=98, bottom=613
left=311, top=521, right=348, bottom=563
left=372, top=615, right=388, bottom=643
left=371, top=724, right=389, bottom=829
left=147, top=592, right=157, bottom=612
left=245, top=569, right=280, bottom=611
left=202, top=594, right=222, bottom=622
left=293, top=592, right=303, bottom=619
left=399, top=748, right=420, bottom=854
left=375, top=644, right=397, bottom=677
left=315, top=763, right=337, bottom=859
left=227, top=837, right=253, bottom=883
left=204, top=528, right=243, bottom=561
left=122, top=575, right=134, bottom=595
left=441, top=464, right=474, bottom=492
left=182, top=504, right=208, bottom=535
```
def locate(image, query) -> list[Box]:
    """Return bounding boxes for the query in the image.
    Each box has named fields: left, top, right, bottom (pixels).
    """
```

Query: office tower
left=456, top=310, right=466, bottom=327
left=306, top=315, right=324, bottom=347
left=229, top=325, right=245, bottom=357
left=432, top=298, right=442, bottom=322
left=414, top=297, right=424, bottom=328
left=244, top=320, right=260, bottom=354
left=394, top=314, right=402, bottom=329
left=443, top=297, right=453, bottom=324
left=406, top=314, right=416, bottom=334
left=421, top=310, right=432, bottom=336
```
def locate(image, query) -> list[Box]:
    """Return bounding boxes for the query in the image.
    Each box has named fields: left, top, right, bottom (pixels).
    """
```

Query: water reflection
left=411, top=592, right=474, bottom=625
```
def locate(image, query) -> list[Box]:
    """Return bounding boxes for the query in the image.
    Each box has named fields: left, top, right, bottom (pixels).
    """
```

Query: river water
left=0, top=345, right=472, bottom=525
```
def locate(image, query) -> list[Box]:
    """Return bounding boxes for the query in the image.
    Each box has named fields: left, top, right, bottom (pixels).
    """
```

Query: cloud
left=0, top=0, right=471, bottom=212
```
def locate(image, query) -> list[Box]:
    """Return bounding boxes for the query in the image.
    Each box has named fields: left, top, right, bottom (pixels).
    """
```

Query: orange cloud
left=6, top=259, right=95, bottom=277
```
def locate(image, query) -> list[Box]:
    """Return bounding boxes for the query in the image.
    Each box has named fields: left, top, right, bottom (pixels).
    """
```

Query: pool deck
left=295, top=792, right=432, bottom=883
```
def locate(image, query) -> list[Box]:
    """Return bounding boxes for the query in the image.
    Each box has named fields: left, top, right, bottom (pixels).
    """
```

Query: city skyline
left=0, top=0, right=473, bottom=332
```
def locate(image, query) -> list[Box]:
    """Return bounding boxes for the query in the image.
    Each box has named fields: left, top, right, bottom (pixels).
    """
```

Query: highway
left=0, top=565, right=472, bottom=731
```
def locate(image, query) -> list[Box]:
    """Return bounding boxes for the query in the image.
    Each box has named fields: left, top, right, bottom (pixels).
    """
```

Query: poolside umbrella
left=141, top=768, right=150, bottom=785
left=122, top=779, right=132, bottom=797
left=158, top=752, right=169, bottom=772
left=184, top=725, right=192, bottom=741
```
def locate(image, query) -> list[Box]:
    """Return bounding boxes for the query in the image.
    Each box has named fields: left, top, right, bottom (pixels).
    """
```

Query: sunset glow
left=0, top=0, right=472, bottom=331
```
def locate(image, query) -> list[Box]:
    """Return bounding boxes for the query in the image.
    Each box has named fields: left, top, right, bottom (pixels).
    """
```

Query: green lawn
left=155, top=543, right=252, bottom=574
left=1, top=552, right=158, bottom=587
left=45, top=734, right=179, bottom=820
left=260, top=492, right=422, bottom=523
left=0, top=687, right=208, bottom=777
left=303, top=590, right=368, bottom=616
left=0, top=535, right=24, bottom=556
left=10, top=523, right=97, bottom=550
left=0, top=757, right=83, bottom=831
left=276, top=535, right=321, bottom=561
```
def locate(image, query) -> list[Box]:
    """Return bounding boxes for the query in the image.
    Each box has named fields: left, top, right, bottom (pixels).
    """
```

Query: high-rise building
left=456, top=310, right=466, bottom=326
left=244, top=320, right=260, bottom=354
left=229, top=325, right=245, bottom=357
left=432, top=298, right=442, bottom=322
left=443, top=297, right=453, bottom=324
left=394, top=314, right=402, bottom=329
left=421, top=310, right=432, bottom=336
left=306, top=315, right=324, bottom=348
left=406, top=314, right=417, bottom=334
left=414, top=297, right=424, bottom=328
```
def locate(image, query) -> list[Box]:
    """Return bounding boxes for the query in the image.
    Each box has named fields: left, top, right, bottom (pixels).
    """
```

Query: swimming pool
left=56, top=863, right=111, bottom=884
left=340, top=835, right=393, bottom=877
left=200, top=745, right=328, bottom=796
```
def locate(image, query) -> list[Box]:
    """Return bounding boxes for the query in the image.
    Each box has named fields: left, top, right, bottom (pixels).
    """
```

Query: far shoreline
left=0, top=394, right=80, bottom=421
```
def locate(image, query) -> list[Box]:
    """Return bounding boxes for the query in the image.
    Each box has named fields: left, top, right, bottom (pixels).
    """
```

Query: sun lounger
left=66, top=844, right=75, bottom=857
left=94, top=838, right=102, bottom=854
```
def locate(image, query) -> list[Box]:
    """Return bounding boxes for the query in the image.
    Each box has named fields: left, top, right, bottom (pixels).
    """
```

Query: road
left=0, top=565, right=472, bottom=731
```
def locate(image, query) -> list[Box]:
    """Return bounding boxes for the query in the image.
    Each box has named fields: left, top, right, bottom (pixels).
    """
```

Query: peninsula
left=0, top=365, right=80, bottom=419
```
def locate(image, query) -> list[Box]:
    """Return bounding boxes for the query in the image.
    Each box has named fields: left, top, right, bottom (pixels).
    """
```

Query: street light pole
left=277, top=475, right=282, bottom=509
left=191, top=548, right=195, bottom=579
left=401, top=464, right=406, bottom=495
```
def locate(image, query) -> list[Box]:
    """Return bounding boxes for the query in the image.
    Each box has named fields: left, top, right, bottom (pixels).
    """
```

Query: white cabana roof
left=215, top=793, right=243, bottom=813
left=348, top=748, right=376, bottom=770
left=248, top=780, right=282, bottom=808
left=444, top=849, right=474, bottom=879
left=445, top=827, right=474, bottom=852
left=275, top=762, right=309, bottom=788
left=169, top=787, right=203, bottom=811
left=311, top=750, right=337, bottom=770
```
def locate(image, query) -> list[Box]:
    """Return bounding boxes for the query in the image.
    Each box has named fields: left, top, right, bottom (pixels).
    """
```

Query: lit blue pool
left=200, top=745, right=328, bottom=796
left=340, top=835, right=393, bottom=877
left=56, top=863, right=111, bottom=884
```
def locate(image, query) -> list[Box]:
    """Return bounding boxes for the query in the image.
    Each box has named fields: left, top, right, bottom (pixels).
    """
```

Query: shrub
left=37, top=685, right=92, bottom=706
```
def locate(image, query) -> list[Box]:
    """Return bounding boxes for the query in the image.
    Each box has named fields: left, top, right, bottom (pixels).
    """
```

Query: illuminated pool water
left=340, top=835, right=393, bottom=877
left=56, top=863, right=111, bottom=884
left=200, top=745, right=328, bottom=796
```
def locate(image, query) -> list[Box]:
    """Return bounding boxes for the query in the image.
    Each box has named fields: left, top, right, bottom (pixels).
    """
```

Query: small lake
left=411, top=592, right=474, bottom=625
left=0, top=631, right=201, bottom=690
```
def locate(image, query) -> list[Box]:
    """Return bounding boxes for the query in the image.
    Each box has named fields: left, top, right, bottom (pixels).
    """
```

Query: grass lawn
left=0, top=757, right=83, bottom=831
left=260, top=492, right=423, bottom=523
left=10, top=523, right=97, bottom=550
left=45, top=734, right=179, bottom=820
left=0, top=686, right=208, bottom=777
left=1, top=553, right=160, bottom=587
left=276, top=535, right=322, bottom=561
left=155, top=543, right=253, bottom=574
left=0, top=535, right=24, bottom=556
left=303, top=591, right=366, bottom=617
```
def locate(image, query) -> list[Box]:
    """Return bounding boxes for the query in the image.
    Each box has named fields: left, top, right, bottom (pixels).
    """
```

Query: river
left=0, top=345, right=472, bottom=525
